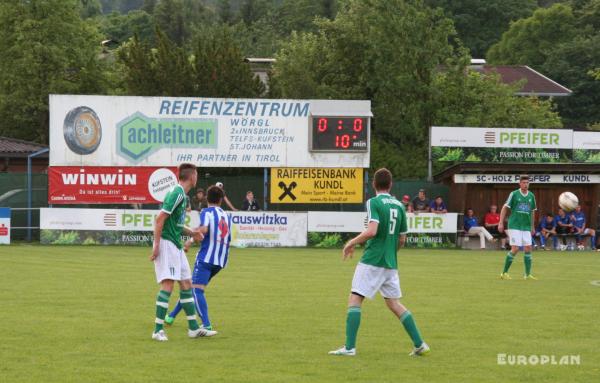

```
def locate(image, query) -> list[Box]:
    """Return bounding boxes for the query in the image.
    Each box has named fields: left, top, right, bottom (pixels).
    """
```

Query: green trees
left=272, top=0, right=561, bottom=177
left=487, top=4, right=577, bottom=67
left=0, top=0, right=107, bottom=142
left=118, top=28, right=264, bottom=97
left=426, top=0, right=537, bottom=58
left=487, top=1, right=600, bottom=128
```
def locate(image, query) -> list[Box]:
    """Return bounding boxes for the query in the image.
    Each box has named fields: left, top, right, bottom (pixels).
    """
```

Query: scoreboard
left=310, top=116, right=369, bottom=152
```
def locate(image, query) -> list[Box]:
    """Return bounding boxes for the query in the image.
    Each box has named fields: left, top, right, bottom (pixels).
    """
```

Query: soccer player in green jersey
left=498, top=175, right=537, bottom=280
left=150, top=163, right=217, bottom=341
left=329, top=168, right=430, bottom=357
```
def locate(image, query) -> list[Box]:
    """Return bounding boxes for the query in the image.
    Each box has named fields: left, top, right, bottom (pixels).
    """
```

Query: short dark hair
left=178, top=163, right=196, bottom=181
left=546, top=212, right=554, bottom=217
left=373, top=168, right=392, bottom=191
left=207, top=185, right=224, bottom=204
left=196, top=188, right=205, bottom=195
left=519, top=175, right=529, bottom=181
left=246, top=190, right=253, bottom=195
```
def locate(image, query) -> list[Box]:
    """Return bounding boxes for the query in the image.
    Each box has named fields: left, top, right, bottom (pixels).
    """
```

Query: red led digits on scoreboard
left=318, top=118, right=328, bottom=132
left=312, top=116, right=368, bottom=151
left=335, top=134, right=351, bottom=148
left=353, top=118, right=363, bottom=132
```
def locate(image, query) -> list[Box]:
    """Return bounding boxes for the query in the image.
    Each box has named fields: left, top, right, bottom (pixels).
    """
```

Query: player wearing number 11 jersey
left=329, top=168, right=429, bottom=357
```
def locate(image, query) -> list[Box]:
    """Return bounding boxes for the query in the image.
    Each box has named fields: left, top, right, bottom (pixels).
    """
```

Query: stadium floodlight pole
left=27, top=148, right=49, bottom=242
left=427, top=126, right=433, bottom=182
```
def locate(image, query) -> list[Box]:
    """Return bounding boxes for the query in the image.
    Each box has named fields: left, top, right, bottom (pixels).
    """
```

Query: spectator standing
left=429, top=196, right=447, bottom=214
left=484, top=204, right=506, bottom=249
left=241, top=191, right=261, bottom=211
left=412, top=189, right=430, bottom=213
left=215, top=182, right=238, bottom=211
left=192, top=188, right=208, bottom=211
left=401, top=195, right=413, bottom=213
left=464, top=208, right=495, bottom=249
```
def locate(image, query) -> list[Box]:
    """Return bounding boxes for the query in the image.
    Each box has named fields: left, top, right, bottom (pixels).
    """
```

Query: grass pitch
left=1, top=245, right=599, bottom=382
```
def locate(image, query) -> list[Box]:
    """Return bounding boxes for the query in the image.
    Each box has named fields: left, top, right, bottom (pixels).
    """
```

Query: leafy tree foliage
left=487, top=4, right=577, bottom=68
left=100, top=9, right=155, bottom=43
left=488, top=1, right=600, bottom=128
left=0, top=0, right=107, bottom=143
left=118, top=27, right=264, bottom=97
left=426, top=0, right=537, bottom=58
left=273, top=0, right=561, bottom=177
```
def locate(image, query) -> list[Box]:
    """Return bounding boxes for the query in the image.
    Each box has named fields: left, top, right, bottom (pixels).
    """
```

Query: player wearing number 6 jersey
left=329, top=168, right=429, bottom=357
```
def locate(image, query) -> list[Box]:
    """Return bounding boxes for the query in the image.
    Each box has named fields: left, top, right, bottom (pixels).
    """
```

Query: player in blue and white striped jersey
left=165, top=185, right=232, bottom=331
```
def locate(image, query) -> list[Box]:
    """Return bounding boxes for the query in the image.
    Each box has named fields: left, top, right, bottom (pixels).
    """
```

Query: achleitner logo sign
left=270, top=168, right=363, bottom=204
left=117, top=112, right=217, bottom=161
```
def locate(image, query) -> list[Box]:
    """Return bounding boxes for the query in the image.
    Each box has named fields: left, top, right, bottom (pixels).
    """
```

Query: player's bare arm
left=150, top=211, right=168, bottom=261
left=342, top=221, right=378, bottom=260
left=498, top=205, right=509, bottom=233
left=183, top=226, right=208, bottom=252
left=397, top=234, right=407, bottom=251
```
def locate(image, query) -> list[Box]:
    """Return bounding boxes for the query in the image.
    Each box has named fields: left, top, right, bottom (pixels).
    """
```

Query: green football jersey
left=505, top=189, right=537, bottom=231
left=160, top=184, right=187, bottom=249
left=360, top=193, right=408, bottom=269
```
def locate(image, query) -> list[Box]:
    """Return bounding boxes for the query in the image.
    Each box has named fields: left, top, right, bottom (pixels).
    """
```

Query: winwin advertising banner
left=48, top=167, right=177, bottom=204
left=307, top=212, right=458, bottom=248
left=431, top=127, right=574, bottom=163
left=0, top=208, right=10, bottom=245
left=270, top=168, right=363, bottom=204
left=40, top=208, right=307, bottom=247
left=50, top=95, right=371, bottom=168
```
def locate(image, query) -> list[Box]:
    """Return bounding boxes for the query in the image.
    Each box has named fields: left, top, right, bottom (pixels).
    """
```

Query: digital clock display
left=310, top=116, right=369, bottom=152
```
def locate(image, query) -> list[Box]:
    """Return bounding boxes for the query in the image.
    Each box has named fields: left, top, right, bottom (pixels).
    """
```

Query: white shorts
left=351, top=262, right=402, bottom=299
left=507, top=229, right=532, bottom=247
left=154, top=239, right=191, bottom=283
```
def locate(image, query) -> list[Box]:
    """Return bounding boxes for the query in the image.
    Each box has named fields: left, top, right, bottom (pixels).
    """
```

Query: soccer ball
left=216, top=182, right=224, bottom=188
left=558, top=191, right=578, bottom=212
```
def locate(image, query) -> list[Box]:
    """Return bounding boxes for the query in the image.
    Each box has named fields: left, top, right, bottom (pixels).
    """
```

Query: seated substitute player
left=498, top=175, right=537, bottom=280
left=571, top=205, right=596, bottom=250
left=150, top=163, right=217, bottom=341
left=165, top=185, right=232, bottom=332
left=464, top=208, right=496, bottom=249
left=329, top=168, right=429, bottom=357
left=534, top=213, right=557, bottom=251
left=484, top=204, right=507, bottom=249
left=555, top=208, right=574, bottom=250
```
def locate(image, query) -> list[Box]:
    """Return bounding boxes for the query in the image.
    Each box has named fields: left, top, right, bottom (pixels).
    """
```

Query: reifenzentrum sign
left=50, top=95, right=371, bottom=168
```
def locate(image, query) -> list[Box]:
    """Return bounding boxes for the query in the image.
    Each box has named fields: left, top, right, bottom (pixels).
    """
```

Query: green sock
left=502, top=252, right=514, bottom=273
left=154, top=290, right=171, bottom=333
left=345, top=306, right=361, bottom=350
left=180, top=289, right=200, bottom=330
left=400, top=311, right=423, bottom=348
left=524, top=253, right=532, bottom=276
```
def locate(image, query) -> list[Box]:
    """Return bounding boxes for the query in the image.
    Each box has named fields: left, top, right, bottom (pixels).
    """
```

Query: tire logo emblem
left=63, top=106, right=102, bottom=155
